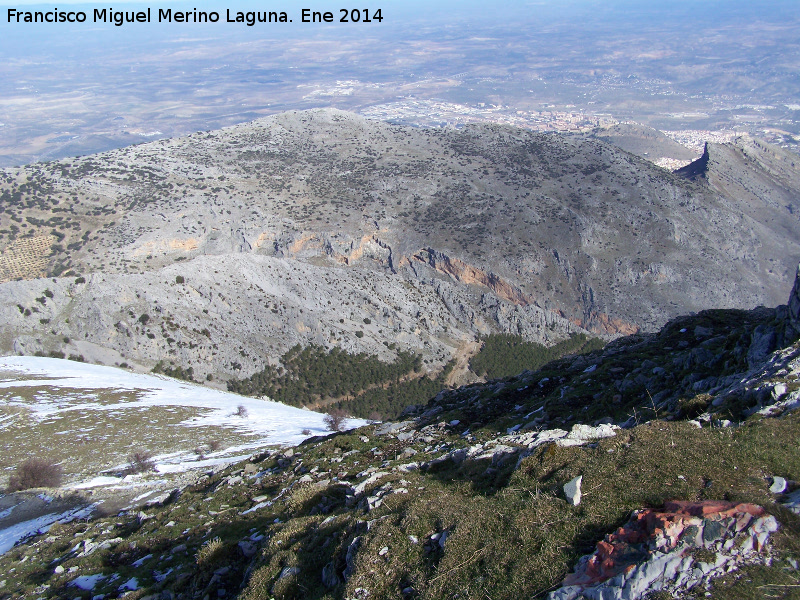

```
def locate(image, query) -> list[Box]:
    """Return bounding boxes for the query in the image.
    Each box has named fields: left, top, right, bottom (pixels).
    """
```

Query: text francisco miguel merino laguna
left=7, top=7, right=385, bottom=25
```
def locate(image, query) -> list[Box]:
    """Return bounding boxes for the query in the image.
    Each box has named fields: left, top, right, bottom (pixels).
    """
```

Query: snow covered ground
left=0, top=356, right=364, bottom=460
left=0, top=355, right=357, bottom=443
left=0, top=356, right=367, bottom=555
left=0, top=502, right=94, bottom=556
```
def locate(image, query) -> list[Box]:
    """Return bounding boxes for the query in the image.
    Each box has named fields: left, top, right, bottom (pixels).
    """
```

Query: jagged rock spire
left=674, top=142, right=710, bottom=180
left=789, top=262, right=800, bottom=333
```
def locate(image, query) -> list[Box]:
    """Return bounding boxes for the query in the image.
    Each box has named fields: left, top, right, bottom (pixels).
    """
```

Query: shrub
left=301, top=428, right=313, bottom=436
left=234, top=404, right=248, bottom=418
left=323, top=408, right=349, bottom=432
left=127, top=450, right=156, bottom=474
left=74, top=276, right=86, bottom=284
left=7, top=458, right=63, bottom=490
left=207, top=440, right=222, bottom=452
left=175, top=275, right=185, bottom=284
left=196, top=536, right=224, bottom=566
left=355, top=330, right=364, bottom=338
left=678, top=394, right=712, bottom=419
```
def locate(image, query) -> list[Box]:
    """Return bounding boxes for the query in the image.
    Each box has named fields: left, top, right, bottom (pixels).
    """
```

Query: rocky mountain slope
left=678, top=135, right=800, bottom=226
left=0, top=110, right=799, bottom=386
left=2, top=265, right=800, bottom=600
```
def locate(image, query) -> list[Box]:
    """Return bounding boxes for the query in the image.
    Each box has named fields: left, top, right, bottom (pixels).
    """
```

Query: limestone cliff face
left=413, top=249, right=529, bottom=307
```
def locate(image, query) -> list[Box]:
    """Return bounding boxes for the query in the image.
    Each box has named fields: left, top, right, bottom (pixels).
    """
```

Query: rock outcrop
left=674, top=142, right=710, bottom=181
left=788, top=262, right=800, bottom=336
left=549, top=501, right=779, bottom=600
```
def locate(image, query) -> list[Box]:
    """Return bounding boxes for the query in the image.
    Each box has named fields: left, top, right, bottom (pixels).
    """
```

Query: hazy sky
left=2, top=0, right=798, bottom=166
left=2, top=0, right=796, bottom=80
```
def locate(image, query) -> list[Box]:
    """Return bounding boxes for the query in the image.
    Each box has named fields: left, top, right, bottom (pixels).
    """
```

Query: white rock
left=449, top=448, right=468, bottom=464
left=564, top=475, right=582, bottom=506
left=530, top=428, right=569, bottom=447
left=238, top=540, right=258, bottom=558
left=754, top=515, right=780, bottom=534
left=396, top=462, right=419, bottom=473
left=352, top=471, right=390, bottom=495
left=556, top=424, right=619, bottom=447
left=770, top=476, right=788, bottom=494
left=474, top=444, right=518, bottom=465
left=279, top=566, right=300, bottom=579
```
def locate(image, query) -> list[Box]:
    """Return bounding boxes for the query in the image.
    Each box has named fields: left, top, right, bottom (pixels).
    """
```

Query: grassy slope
left=3, top=410, right=797, bottom=599
left=1, top=307, right=800, bottom=599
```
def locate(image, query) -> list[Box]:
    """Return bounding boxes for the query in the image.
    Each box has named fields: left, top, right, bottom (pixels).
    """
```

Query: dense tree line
left=228, top=333, right=603, bottom=419
left=341, top=359, right=455, bottom=420
left=469, top=333, right=605, bottom=379
left=227, top=344, right=424, bottom=409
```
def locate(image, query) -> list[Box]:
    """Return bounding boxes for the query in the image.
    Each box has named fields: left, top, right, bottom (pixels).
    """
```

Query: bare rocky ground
left=0, top=253, right=582, bottom=386
left=1, top=110, right=799, bottom=387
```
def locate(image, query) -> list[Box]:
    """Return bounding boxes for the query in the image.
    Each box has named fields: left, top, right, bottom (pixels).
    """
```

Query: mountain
left=1, top=109, right=799, bottom=391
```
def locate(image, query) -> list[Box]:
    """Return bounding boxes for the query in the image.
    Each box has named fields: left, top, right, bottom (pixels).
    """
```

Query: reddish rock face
left=560, top=500, right=771, bottom=591
left=662, top=500, right=764, bottom=519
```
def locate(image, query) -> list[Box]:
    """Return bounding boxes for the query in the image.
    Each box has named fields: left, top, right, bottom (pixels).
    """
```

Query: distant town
left=358, top=99, right=756, bottom=169
left=360, top=99, right=615, bottom=133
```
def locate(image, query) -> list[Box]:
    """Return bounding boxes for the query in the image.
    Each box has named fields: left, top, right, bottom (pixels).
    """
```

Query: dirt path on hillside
left=446, top=340, right=482, bottom=387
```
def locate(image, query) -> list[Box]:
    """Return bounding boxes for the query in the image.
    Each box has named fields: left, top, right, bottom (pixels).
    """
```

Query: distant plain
left=1, top=0, right=799, bottom=166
